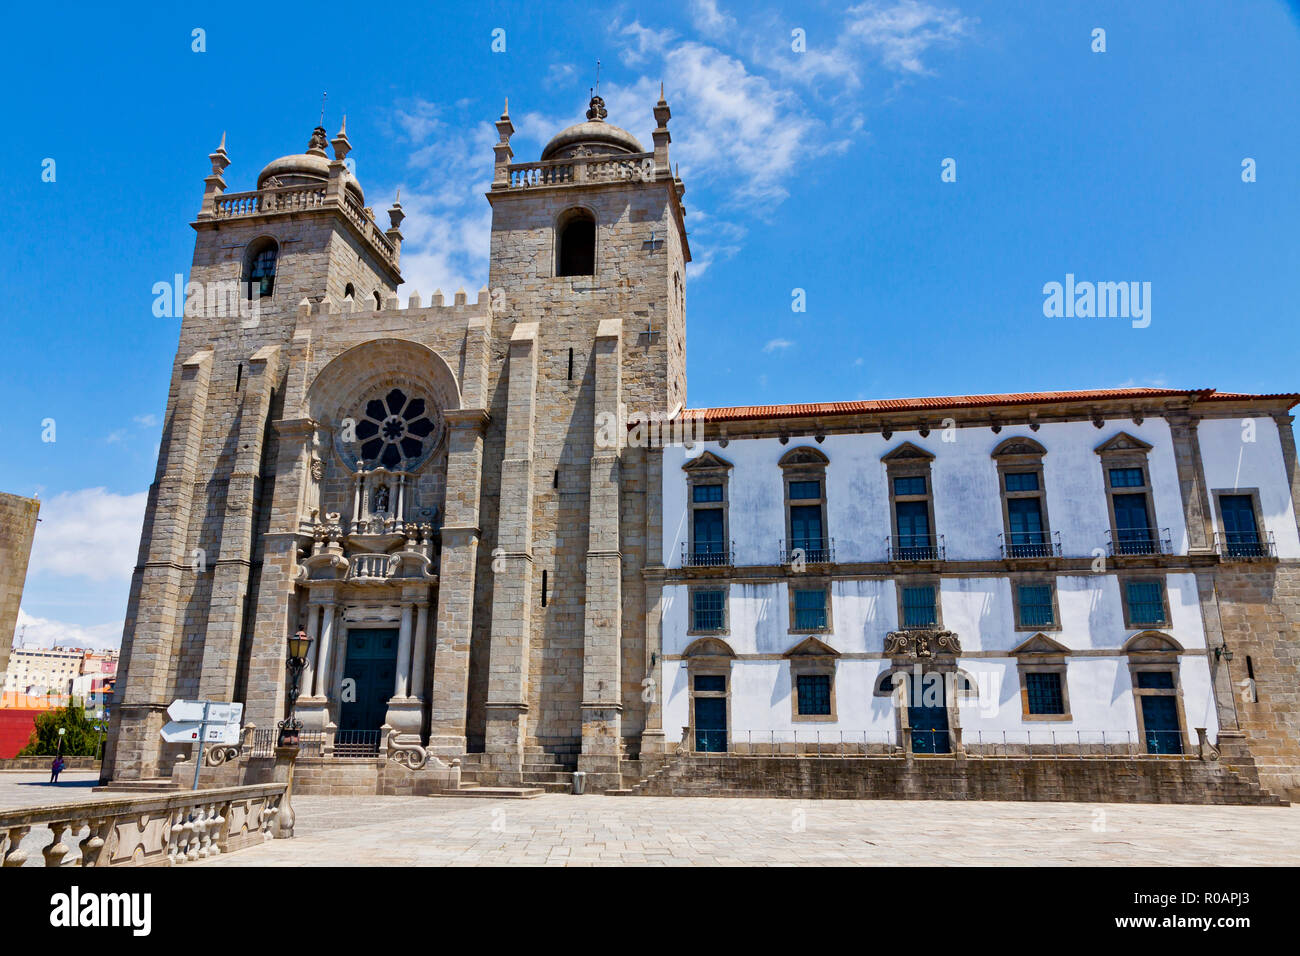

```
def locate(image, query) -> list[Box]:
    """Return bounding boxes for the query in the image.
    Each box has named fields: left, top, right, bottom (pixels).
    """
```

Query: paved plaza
left=206, top=792, right=1300, bottom=867
left=3, top=774, right=1298, bottom=866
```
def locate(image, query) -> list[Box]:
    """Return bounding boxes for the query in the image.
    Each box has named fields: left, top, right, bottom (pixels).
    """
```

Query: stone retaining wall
left=630, top=754, right=1287, bottom=806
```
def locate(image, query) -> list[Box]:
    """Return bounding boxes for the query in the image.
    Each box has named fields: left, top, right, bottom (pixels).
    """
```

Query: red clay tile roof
left=683, top=387, right=1299, bottom=423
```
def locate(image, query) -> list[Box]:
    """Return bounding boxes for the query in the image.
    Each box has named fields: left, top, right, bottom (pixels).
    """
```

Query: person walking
left=49, top=755, right=64, bottom=783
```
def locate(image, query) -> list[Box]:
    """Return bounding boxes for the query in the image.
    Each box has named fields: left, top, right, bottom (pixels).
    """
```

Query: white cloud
left=763, top=338, right=795, bottom=352
left=13, top=609, right=122, bottom=652
left=132, top=414, right=159, bottom=428
left=27, top=487, right=147, bottom=584
left=379, top=101, right=500, bottom=299
left=845, top=1, right=974, bottom=76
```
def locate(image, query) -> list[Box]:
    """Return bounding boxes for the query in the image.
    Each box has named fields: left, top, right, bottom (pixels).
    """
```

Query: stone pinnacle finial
left=586, top=94, right=608, bottom=122
left=218, top=130, right=227, bottom=152
left=659, top=82, right=666, bottom=104
left=502, top=97, right=509, bottom=119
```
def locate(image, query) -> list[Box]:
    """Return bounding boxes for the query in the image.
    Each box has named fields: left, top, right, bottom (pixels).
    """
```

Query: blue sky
left=2, top=0, right=1298, bottom=649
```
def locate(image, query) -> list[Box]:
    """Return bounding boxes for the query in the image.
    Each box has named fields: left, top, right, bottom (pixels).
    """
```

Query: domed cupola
left=540, top=96, right=645, bottom=161
left=257, top=125, right=364, bottom=203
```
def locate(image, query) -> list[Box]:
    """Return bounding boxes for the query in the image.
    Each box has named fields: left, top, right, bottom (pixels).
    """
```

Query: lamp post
left=278, top=629, right=314, bottom=747
left=56, top=726, right=66, bottom=756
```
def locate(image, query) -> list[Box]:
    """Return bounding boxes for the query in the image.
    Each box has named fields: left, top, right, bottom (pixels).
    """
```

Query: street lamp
left=278, top=629, right=314, bottom=747
left=56, top=726, right=66, bottom=756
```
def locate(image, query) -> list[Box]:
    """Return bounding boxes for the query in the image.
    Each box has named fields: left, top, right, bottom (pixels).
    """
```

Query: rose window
left=353, top=388, right=438, bottom=469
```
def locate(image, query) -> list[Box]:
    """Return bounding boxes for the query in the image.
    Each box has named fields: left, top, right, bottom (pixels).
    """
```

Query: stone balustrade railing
left=505, top=151, right=658, bottom=189
left=0, top=783, right=287, bottom=868
left=212, top=184, right=397, bottom=268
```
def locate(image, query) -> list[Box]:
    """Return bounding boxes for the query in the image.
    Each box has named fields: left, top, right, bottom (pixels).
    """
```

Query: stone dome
left=540, top=96, right=644, bottom=161
left=257, top=126, right=364, bottom=202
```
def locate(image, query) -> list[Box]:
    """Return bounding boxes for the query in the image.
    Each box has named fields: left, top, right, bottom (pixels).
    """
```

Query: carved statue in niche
left=304, top=431, right=325, bottom=523
left=374, top=483, right=390, bottom=513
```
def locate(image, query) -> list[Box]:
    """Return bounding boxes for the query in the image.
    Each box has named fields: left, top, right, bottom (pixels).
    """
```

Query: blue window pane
left=692, top=590, right=725, bottom=631
left=793, top=589, right=827, bottom=629
left=789, top=480, right=821, bottom=500
left=1109, top=467, right=1145, bottom=488
left=692, top=484, right=723, bottom=503
left=789, top=505, right=824, bottom=551
left=1137, top=671, right=1175, bottom=689
left=1025, top=672, right=1064, bottom=715
left=693, top=508, right=724, bottom=551
left=1018, top=585, right=1054, bottom=627
left=1004, top=472, right=1039, bottom=492
left=797, top=674, right=832, bottom=715
left=694, top=675, right=725, bottom=693
left=894, top=476, right=926, bottom=496
left=1126, top=581, right=1166, bottom=625
left=902, top=586, right=936, bottom=628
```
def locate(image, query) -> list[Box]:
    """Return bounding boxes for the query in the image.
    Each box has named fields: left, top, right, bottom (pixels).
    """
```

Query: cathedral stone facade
left=103, top=95, right=1300, bottom=801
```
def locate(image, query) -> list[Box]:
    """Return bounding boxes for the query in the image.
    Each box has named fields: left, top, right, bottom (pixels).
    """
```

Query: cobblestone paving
left=199, top=793, right=1300, bottom=867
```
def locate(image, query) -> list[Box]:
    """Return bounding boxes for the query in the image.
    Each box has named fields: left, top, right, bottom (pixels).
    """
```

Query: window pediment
left=779, top=446, right=829, bottom=468
left=1012, top=632, right=1070, bottom=656
left=682, top=637, right=736, bottom=659
left=881, top=440, right=934, bottom=463
left=1094, top=431, right=1153, bottom=455
left=1123, top=630, right=1183, bottom=655
left=783, top=636, right=840, bottom=658
left=992, top=436, right=1047, bottom=458
left=683, top=450, right=734, bottom=472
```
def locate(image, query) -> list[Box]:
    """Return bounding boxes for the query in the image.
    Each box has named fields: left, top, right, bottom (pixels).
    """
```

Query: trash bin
left=572, top=770, right=586, bottom=795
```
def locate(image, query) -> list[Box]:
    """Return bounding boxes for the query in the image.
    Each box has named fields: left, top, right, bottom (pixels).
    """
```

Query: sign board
left=167, top=699, right=208, bottom=722
left=160, top=720, right=203, bottom=743
left=161, top=701, right=243, bottom=744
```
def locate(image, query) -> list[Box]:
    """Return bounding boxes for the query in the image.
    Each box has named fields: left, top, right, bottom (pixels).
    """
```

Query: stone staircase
left=611, top=753, right=1289, bottom=805
left=456, top=749, right=579, bottom=794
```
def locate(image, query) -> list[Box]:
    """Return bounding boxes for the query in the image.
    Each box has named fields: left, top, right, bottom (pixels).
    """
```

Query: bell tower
left=474, top=92, right=689, bottom=784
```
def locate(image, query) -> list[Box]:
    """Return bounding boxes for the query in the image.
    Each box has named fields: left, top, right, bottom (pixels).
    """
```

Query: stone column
left=394, top=603, right=414, bottom=698
left=200, top=344, right=280, bottom=702
left=580, top=319, right=624, bottom=782
left=1273, top=414, right=1300, bottom=539
left=297, top=597, right=335, bottom=733
left=411, top=602, right=430, bottom=698
left=1168, top=410, right=1215, bottom=553
left=485, top=323, right=539, bottom=771
left=105, top=347, right=213, bottom=781
left=302, top=603, right=322, bottom=697
left=427, top=408, right=489, bottom=756
left=385, top=598, right=423, bottom=740
left=639, top=441, right=668, bottom=761
left=316, top=603, right=337, bottom=701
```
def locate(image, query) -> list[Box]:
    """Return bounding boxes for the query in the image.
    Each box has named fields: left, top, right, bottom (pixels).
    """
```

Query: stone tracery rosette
left=336, top=383, right=445, bottom=473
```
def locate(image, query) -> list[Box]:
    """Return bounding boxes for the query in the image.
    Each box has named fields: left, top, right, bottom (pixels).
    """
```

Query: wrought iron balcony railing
left=780, top=538, right=835, bottom=565
left=887, top=534, right=945, bottom=562
left=1105, top=527, right=1172, bottom=556
left=682, top=541, right=735, bottom=568
left=999, top=530, right=1062, bottom=559
left=1214, top=531, right=1276, bottom=560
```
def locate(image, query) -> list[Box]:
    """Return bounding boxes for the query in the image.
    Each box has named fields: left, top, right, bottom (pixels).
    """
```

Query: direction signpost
left=160, top=700, right=244, bottom=789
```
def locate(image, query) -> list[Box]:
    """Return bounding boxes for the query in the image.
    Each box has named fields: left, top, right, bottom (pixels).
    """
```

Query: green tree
left=17, top=705, right=106, bottom=757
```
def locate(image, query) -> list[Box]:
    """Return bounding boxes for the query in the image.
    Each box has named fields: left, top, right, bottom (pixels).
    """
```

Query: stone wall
left=0, top=492, right=40, bottom=677
left=1204, top=563, right=1300, bottom=798
left=629, top=753, right=1286, bottom=805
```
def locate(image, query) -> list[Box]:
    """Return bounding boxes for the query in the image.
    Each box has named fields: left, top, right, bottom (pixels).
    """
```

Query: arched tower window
left=344, top=283, right=356, bottom=300
left=243, top=237, right=278, bottom=299
left=557, top=208, right=595, bottom=277
left=373, top=290, right=382, bottom=310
